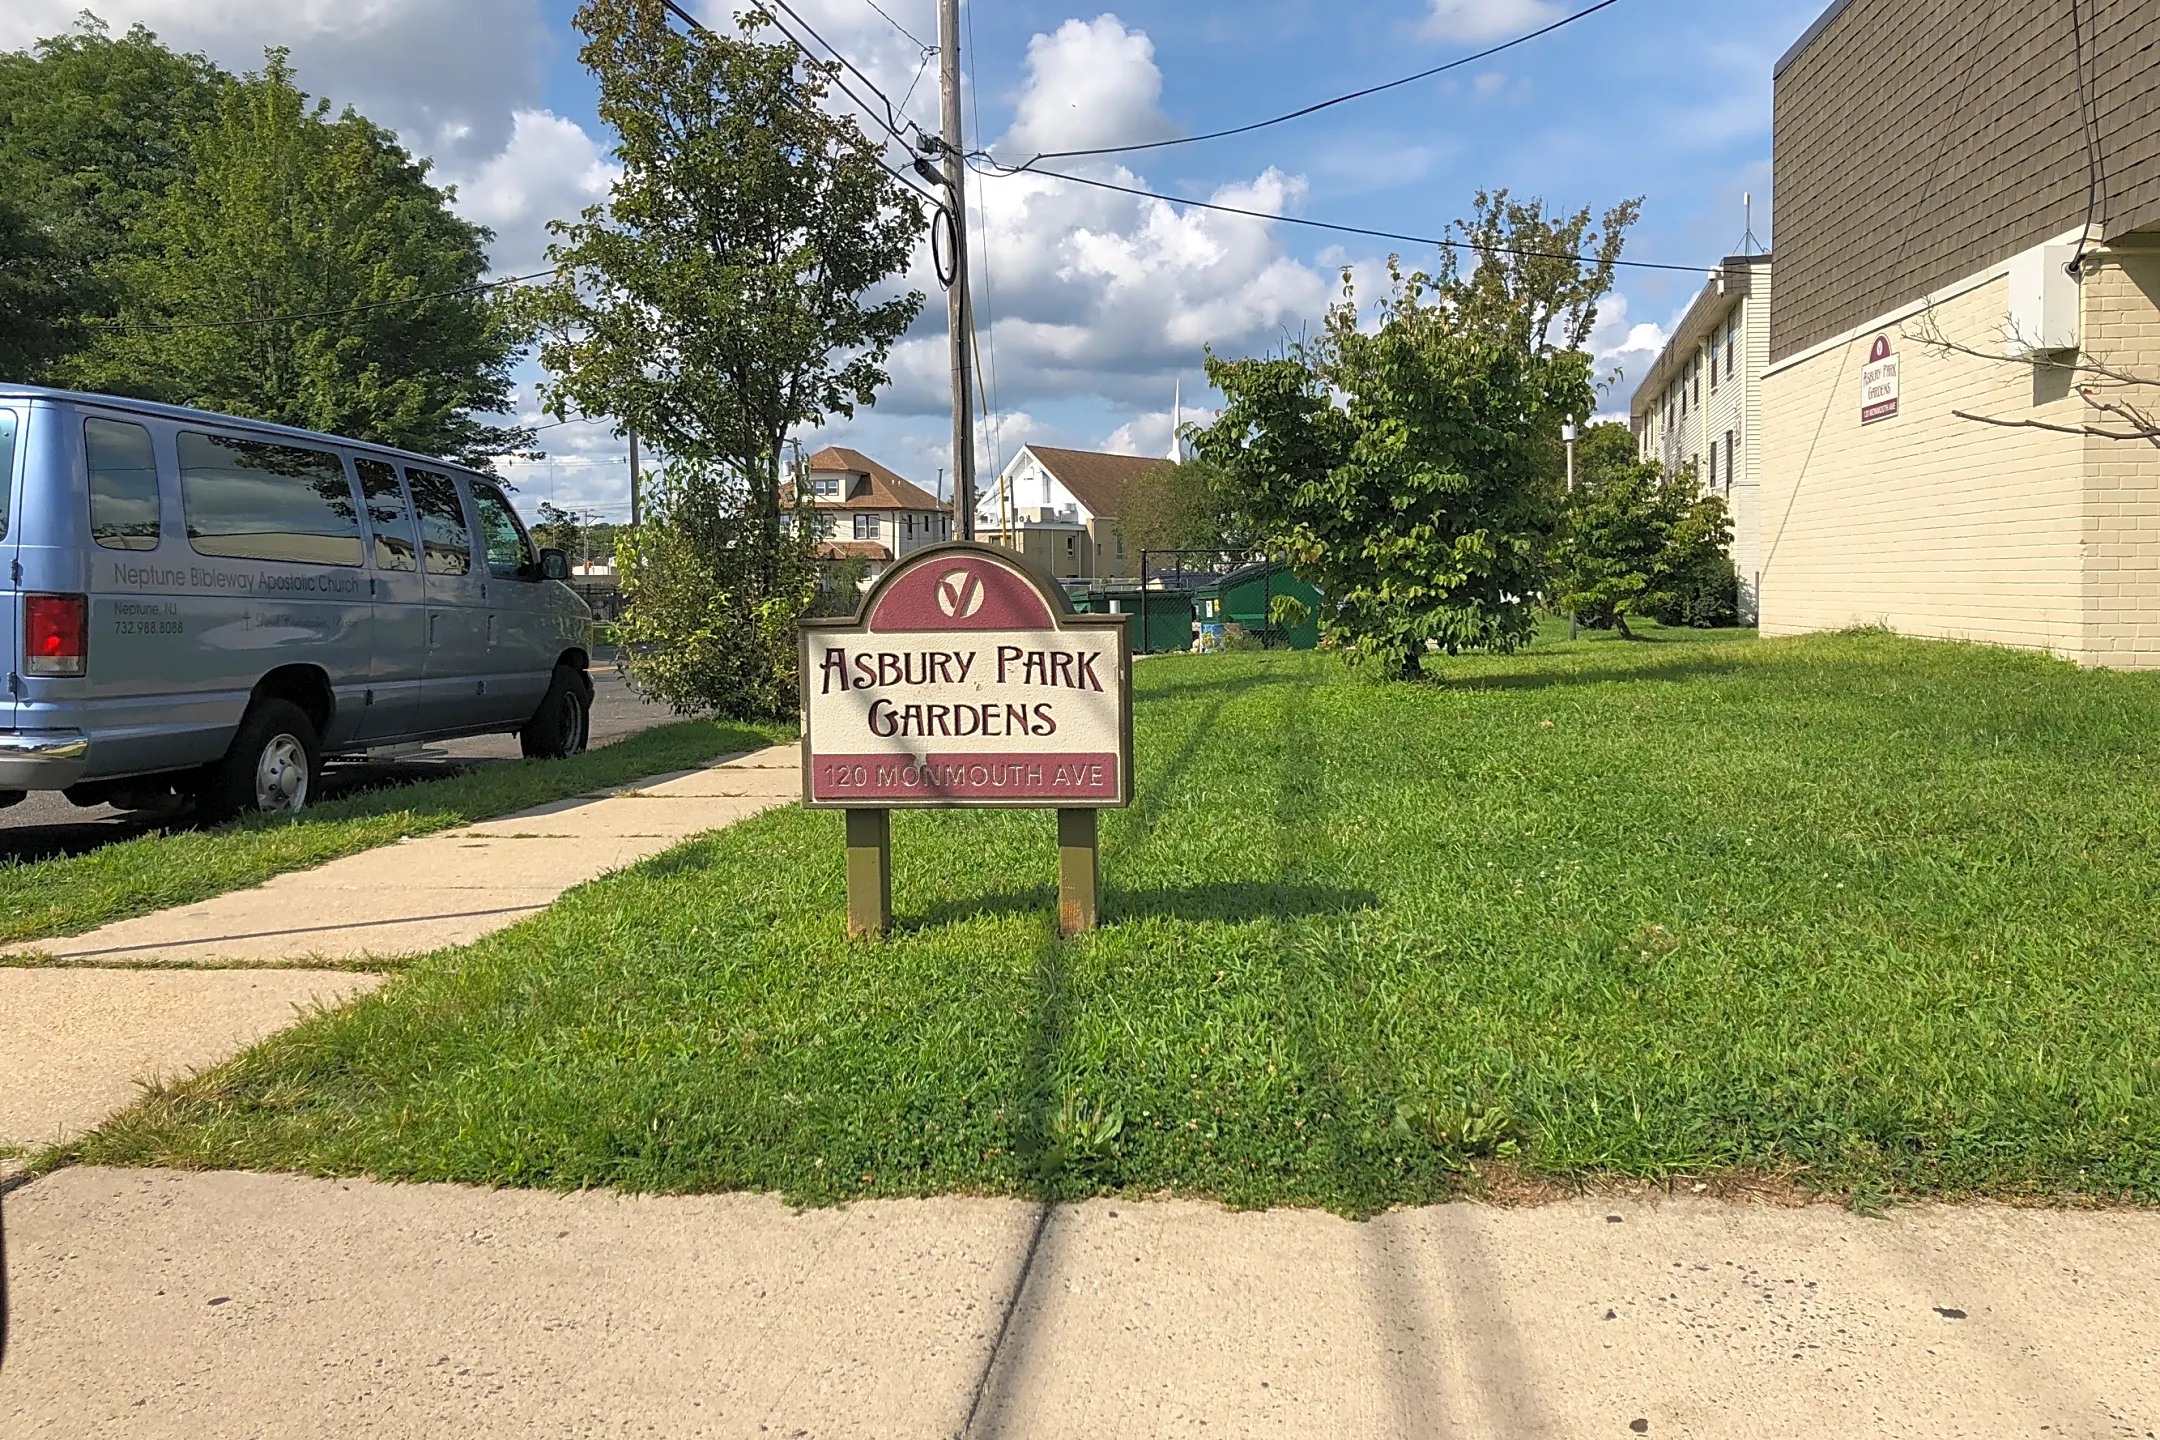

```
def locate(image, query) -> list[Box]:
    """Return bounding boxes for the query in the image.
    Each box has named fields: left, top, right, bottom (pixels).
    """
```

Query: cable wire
left=86, top=267, right=560, bottom=334
left=653, top=0, right=942, bottom=208
left=2066, top=0, right=2109, bottom=265
left=964, top=0, right=1007, bottom=485
left=761, top=0, right=923, bottom=144
left=972, top=160, right=1709, bottom=276
left=985, top=0, right=1621, bottom=171
left=862, top=0, right=932, bottom=54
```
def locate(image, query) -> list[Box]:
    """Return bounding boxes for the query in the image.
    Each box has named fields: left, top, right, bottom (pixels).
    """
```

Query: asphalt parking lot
left=0, top=657, right=678, bottom=862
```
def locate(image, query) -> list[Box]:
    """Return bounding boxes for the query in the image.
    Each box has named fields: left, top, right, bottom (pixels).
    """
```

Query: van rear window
left=0, top=409, right=15, bottom=540
left=179, top=432, right=362, bottom=567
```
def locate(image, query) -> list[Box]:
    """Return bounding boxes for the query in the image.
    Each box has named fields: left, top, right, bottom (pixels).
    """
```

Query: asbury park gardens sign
left=800, top=542, right=1133, bottom=937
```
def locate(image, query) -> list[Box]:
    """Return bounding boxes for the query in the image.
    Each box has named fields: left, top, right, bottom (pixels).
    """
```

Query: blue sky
left=6, top=0, right=1831, bottom=521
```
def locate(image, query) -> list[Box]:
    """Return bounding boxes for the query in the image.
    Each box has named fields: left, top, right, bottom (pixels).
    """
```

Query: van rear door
left=0, top=401, right=25, bottom=732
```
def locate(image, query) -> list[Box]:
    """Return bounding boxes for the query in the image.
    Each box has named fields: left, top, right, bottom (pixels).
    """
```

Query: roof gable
left=1019, top=445, right=1173, bottom=520
left=797, top=446, right=945, bottom=511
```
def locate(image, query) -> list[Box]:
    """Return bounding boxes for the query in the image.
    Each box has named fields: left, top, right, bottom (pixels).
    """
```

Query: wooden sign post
left=800, top=543, right=1133, bottom=939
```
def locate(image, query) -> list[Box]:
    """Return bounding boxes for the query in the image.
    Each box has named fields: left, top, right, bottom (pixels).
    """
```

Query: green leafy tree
left=1195, top=194, right=1636, bottom=680
left=0, top=194, right=86, bottom=379
left=1120, top=456, right=1250, bottom=558
left=0, top=16, right=229, bottom=374
left=515, top=0, right=923, bottom=716
left=67, top=51, right=527, bottom=465
left=1551, top=422, right=1736, bottom=636
left=532, top=501, right=586, bottom=558
left=613, top=462, right=823, bottom=717
left=1646, top=486, right=1738, bottom=629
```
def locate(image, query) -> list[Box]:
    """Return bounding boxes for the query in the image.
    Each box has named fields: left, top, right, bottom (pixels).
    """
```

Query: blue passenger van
left=0, top=387, right=593, bottom=820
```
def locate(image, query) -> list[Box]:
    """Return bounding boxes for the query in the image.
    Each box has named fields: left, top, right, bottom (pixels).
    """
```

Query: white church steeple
left=1168, top=379, right=1184, bottom=463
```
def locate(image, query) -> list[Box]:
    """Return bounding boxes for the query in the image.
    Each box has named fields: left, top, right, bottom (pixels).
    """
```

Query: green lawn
left=72, top=628, right=2160, bottom=1210
left=0, top=718, right=786, bottom=949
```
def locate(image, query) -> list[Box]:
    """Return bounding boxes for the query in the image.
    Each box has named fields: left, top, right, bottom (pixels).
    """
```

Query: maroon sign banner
left=799, top=542, right=1133, bottom=810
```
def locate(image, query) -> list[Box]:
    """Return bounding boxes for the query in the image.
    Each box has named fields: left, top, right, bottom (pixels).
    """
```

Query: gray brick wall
left=1772, top=0, right=2160, bottom=362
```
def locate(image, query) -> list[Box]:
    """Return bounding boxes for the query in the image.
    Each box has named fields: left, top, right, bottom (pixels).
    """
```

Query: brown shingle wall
left=1772, top=0, right=2160, bottom=362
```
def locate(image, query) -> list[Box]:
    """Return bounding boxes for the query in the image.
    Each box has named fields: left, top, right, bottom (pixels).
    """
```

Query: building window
left=1725, top=430, right=1736, bottom=490
left=1710, top=340, right=1720, bottom=392
left=853, top=512, right=877, bottom=540
left=813, top=476, right=839, bottom=497
left=1708, top=442, right=1717, bottom=489
left=904, top=513, right=915, bottom=536
left=1727, top=318, right=1738, bottom=379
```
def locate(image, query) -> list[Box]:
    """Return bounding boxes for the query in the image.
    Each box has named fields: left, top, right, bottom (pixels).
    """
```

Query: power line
left=985, top=0, right=1622, bottom=171
left=653, top=0, right=941, bottom=207
left=863, top=0, right=933, bottom=54
left=971, top=160, right=1710, bottom=276
left=86, top=267, right=560, bottom=334
left=965, top=0, right=1006, bottom=486
left=761, top=0, right=923, bottom=145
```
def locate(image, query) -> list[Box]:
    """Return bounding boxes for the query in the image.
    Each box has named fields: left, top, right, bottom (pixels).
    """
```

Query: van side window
left=355, top=458, right=418, bottom=572
left=470, top=482, right=535, bottom=579
left=86, top=418, right=162, bottom=552
left=405, top=467, right=471, bottom=575
left=178, top=432, right=361, bottom=566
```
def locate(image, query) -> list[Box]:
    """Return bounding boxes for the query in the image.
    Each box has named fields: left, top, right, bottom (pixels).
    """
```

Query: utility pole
left=627, top=429, right=642, bottom=529
left=935, top=0, right=977, bottom=541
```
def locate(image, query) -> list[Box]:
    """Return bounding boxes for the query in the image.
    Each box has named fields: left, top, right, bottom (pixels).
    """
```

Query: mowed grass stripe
left=72, top=629, right=2160, bottom=1210
left=0, top=717, right=789, bottom=947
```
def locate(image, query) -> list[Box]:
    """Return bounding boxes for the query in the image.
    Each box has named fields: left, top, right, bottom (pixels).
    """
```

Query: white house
left=978, top=444, right=1173, bottom=580
left=1629, top=252, right=1772, bottom=624
left=787, top=446, right=952, bottom=577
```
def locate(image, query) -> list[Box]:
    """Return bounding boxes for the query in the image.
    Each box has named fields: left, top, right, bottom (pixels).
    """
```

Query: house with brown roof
left=787, top=446, right=953, bottom=578
left=979, top=444, right=1173, bottom=580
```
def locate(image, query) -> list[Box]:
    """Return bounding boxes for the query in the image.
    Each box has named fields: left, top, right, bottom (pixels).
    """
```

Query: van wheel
left=521, top=666, right=591, bottom=760
left=200, top=699, right=321, bottom=822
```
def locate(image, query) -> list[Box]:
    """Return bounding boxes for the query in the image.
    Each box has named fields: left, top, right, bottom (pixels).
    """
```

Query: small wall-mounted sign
left=1860, top=334, right=1900, bottom=424
left=800, top=542, right=1133, bottom=937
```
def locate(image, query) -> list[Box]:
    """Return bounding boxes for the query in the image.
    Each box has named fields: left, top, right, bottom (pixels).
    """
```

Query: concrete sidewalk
left=36, top=745, right=798, bottom=966
left=4, top=1168, right=2155, bottom=1438
left=0, top=747, right=798, bottom=1160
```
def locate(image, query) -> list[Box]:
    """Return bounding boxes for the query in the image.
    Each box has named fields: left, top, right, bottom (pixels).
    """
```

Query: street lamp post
left=1563, top=420, right=1579, bottom=641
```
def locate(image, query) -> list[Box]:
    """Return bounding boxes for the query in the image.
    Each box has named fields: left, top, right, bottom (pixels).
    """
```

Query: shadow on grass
left=905, top=879, right=1377, bottom=931
left=1447, top=653, right=1749, bottom=692
left=1130, top=665, right=1305, bottom=704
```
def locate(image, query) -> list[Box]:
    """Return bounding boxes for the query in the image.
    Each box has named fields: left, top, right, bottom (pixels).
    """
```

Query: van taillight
left=25, top=593, right=88, bottom=676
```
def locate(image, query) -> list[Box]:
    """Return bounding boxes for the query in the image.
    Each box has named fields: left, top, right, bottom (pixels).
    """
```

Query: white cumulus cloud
left=1422, top=0, right=1564, bottom=43
left=998, top=14, right=1173, bottom=160
left=441, top=110, right=620, bottom=275
left=868, top=15, right=1335, bottom=422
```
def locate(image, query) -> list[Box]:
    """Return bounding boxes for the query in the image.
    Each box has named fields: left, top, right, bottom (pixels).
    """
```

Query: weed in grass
left=71, top=630, right=2160, bottom=1210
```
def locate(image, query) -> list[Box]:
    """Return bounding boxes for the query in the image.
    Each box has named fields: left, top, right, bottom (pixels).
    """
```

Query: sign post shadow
left=800, top=543, right=1133, bottom=939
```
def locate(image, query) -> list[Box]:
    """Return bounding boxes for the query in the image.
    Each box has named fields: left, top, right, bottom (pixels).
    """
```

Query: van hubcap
left=254, top=733, right=309, bottom=813
left=557, top=693, right=586, bottom=751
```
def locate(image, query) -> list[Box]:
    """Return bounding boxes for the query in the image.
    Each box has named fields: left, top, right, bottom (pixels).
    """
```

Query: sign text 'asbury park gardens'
left=800, top=544, right=1133, bottom=809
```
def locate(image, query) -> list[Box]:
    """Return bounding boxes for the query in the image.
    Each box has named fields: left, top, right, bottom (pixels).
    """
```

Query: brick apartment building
left=1761, top=0, right=2160, bottom=666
